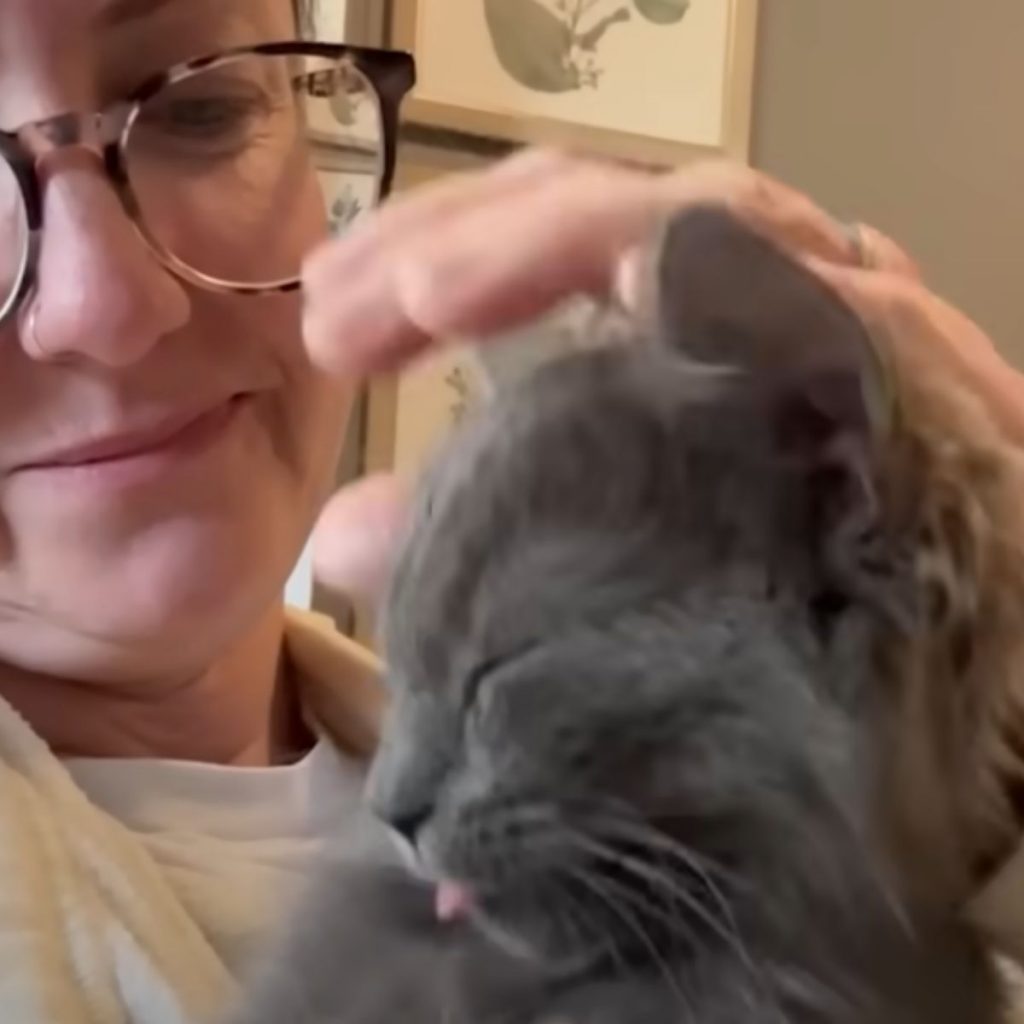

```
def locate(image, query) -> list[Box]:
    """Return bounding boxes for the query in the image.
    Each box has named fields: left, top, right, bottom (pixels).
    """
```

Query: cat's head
left=365, top=206, right=1017, bottom=975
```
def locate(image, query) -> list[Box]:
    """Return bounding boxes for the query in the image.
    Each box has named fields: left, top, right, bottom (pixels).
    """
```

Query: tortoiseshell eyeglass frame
left=0, top=41, right=416, bottom=325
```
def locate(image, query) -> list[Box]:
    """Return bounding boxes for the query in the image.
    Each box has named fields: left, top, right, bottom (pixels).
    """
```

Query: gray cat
left=229, top=206, right=1004, bottom=1024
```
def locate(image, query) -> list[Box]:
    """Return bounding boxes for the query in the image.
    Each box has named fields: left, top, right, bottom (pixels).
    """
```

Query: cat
left=227, top=205, right=1009, bottom=1024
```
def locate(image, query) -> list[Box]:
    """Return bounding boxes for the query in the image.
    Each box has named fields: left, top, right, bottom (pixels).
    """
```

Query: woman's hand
left=806, top=254, right=1024, bottom=446
left=301, top=148, right=1014, bottom=601
left=300, top=149, right=872, bottom=376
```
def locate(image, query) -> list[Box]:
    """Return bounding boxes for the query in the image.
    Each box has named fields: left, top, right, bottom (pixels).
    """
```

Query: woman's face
left=0, top=0, right=350, bottom=682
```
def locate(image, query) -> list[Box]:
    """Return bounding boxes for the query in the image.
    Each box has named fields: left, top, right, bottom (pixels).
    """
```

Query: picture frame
left=390, top=0, right=760, bottom=166
left=305, top=0, right=393, bottom=149
left=288, top=2, right=388, bottom=622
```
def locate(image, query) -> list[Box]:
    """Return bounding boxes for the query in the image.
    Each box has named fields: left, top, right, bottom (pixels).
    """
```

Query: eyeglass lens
left=0, top=158, right=29, bottom=321
left=124, top=52, right=384, bottom=288
left=0, top=51, right=385, bottom=315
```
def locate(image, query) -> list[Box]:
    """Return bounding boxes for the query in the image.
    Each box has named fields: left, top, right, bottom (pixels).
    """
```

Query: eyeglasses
left=0, top=42, right=416, bottom=325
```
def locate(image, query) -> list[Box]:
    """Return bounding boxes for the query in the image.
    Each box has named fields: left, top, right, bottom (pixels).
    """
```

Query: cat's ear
left=639, top=203, right=892, bottom=444
left=639, top=204, right=898, bottom=615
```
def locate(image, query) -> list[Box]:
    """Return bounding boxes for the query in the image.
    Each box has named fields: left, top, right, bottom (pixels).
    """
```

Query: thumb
left=311, top=473, right=410, bottom=605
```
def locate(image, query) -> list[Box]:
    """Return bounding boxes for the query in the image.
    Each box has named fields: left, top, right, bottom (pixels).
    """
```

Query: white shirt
left=63, top=738, right=389, bottom=978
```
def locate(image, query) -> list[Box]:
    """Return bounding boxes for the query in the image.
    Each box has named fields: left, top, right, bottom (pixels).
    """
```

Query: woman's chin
left=7, top=519, right=295, bottom=663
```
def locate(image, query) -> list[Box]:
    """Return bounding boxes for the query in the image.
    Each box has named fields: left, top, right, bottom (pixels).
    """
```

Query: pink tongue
left=434, top=880, right=475, bottom=922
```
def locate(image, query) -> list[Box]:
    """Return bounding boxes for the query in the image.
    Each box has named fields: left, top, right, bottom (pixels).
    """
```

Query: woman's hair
left=871, top=338, right=1024, bottom=896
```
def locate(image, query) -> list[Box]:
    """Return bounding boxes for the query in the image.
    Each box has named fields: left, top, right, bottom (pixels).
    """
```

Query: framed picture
left=391, top=0, right=759, bottom=166
left=309, top=0, right=386, bottom=46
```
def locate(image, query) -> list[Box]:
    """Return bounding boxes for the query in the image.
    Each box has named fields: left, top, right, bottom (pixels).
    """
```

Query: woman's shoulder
left=284, top=608, right=386, bottom=761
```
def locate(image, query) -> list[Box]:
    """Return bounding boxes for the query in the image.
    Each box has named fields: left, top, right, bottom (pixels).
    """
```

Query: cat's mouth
left=429, top=848, right=718, bottom=978
left=423, top=801, right=746, bottom=975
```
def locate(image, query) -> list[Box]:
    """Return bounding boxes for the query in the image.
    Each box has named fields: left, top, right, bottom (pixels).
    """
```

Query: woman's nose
left=23, top=150, right=190, bottom=366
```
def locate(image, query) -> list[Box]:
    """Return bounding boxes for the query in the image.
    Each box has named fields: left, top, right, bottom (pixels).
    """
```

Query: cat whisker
left=585, top=816, right=746, bottom=939
left=562, top=795, right=740, bottom=888
left=565, top=826, right=793, bottom=1024
left=578, top=799, right=739, bottom=880
left=561, top=862, right=696, bottom=1021
left=602, top=807, right=913, bottom=950
left=565, top=826, right=752, bottom=970
left=565, top=860, right=701, bottom=955
left=563, top=867, right=797, bottom=1024
left=549, top=872, right=633, bottom=979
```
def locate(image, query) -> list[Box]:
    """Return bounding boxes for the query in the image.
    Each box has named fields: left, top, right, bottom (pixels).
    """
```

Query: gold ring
left=841, top=221, right=874, bottom=270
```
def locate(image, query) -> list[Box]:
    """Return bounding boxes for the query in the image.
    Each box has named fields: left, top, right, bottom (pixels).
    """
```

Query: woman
left=1, top=0, right=1022, bottom=1021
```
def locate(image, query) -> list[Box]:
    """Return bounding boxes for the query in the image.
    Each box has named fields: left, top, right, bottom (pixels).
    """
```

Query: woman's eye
left=132, top=84, right=283, bottom=159
left=140, top=95, right=265, bottom=147
left=161, top=97, right=256, bottom=135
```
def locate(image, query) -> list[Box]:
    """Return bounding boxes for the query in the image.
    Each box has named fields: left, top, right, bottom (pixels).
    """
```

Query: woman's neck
left=0, top=604, right=312, bottom=766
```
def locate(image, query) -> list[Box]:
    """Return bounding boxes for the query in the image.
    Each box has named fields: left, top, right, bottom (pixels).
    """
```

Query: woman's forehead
left=93, top=0, right=296, bottom=34
left=7, top=0, right=292, bottom=26
left=1, top=0, right=295, bottom=61
left=0, top=0, right=296, bottom=117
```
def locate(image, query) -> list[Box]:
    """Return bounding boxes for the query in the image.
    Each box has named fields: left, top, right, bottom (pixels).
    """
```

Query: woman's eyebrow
left=93, top=0, right=179, bottom=29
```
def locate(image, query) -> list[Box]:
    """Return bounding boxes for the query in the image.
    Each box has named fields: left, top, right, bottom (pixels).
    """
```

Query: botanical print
left=307, top=66, right=384, bottom=235
left=411, top=0, right=730, bottom=152
left=483, top=0, right=690, bottom=93
left=305, top=62, right=383, bottom=151
left=326, top=182, right=366, bottom=235
left=316, top=164, right=378, bottom=236
left=444, top=365, right=475, bottom=425
left=399, top=0, right=751, bottom=165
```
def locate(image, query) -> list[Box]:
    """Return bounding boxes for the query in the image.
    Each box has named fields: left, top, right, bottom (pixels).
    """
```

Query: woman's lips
left=9, top=396, right=248, bottom=489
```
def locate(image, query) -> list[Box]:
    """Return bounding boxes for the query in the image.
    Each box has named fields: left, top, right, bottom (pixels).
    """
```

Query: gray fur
left=228, top=206, right=1002, bottom=1023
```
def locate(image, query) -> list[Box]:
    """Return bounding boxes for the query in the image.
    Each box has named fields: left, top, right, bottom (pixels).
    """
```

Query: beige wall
left=751, top=0, right=1024, bottom=360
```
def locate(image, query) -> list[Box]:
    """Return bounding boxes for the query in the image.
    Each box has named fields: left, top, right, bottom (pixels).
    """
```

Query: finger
left=682, top=162, right=859, bottom=265
left=304, top=158, right=860, bottom=376
left=301, top=152, right=615, bottom=374
left=802, top=256, right=935, bottom=345
left=301, top=150, right=586, bottom=376
left=390, top=163, right=860, bottom=339
left=852, top=223, right=923, bottom=279
left=303, top=161, right=669, bottom=371
left=311, top=472, right=410, bottom=603
left=803, top=255, right=1002, bottom=402
left=302, top=147, right=573, bottom=296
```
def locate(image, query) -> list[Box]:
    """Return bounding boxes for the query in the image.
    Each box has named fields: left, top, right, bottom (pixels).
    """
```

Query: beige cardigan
left=0, top=608, right=385, bottom=1024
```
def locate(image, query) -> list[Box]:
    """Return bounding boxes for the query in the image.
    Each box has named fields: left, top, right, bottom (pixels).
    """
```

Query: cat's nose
left=383, top=804, right=434, bottom=846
